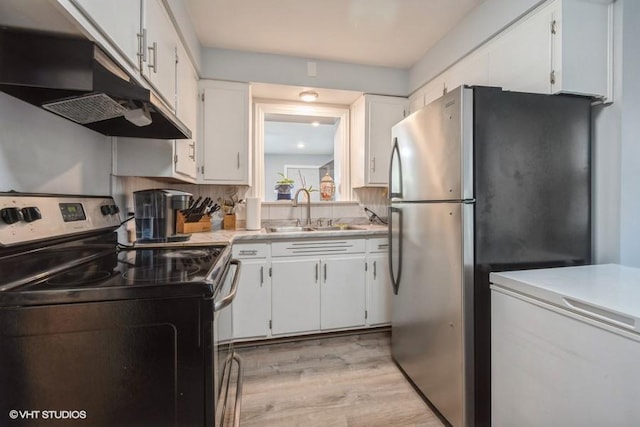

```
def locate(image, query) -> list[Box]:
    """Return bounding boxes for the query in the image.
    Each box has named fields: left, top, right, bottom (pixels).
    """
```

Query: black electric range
left=0, top=193, right=242, bottom=427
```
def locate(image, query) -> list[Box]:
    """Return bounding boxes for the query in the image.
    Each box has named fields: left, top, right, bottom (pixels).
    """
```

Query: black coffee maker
left=133, top=189, right=192, bottom=243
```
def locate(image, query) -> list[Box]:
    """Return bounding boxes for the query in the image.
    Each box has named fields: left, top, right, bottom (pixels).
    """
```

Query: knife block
left=176, top=213, right=211, bottom=233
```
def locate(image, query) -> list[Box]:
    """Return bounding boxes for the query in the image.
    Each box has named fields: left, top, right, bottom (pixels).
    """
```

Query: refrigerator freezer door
left=391, top=202, right=474, bottom=427
left=390, top=86, right=473, bottom=202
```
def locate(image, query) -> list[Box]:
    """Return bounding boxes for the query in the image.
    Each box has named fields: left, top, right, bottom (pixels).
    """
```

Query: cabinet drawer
left=232, top=243, right=269, bottom=259
left=367, top=238, right=389, bottom=253
left=272, top=239, right=366, bottom=257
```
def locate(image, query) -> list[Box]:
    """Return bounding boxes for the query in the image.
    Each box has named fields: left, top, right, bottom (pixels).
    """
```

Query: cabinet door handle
left=260, top=266, right=264, bottom=287
left=237, top=152, right=240, bottom=169
left=189, top=142, right=196, bottom=160
left=148, top=41, right=157, bottom=73
left=137, top=28, right=147, bottom=67
left=371, top=156, right=376, bottom=173
left=373, top=260, right=377, bottom=280
left=324, top=263, right=327, bottom=283
left=315, top=263, right=319, bottom=282
left=239, top=249, right=257, bottom=256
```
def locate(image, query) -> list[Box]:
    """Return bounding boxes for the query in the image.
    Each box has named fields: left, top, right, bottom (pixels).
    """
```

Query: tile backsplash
left=114, top=176, right=389, bottom=228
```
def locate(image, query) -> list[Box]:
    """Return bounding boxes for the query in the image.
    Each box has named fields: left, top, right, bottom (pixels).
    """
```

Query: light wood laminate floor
left=236, top=331, right=446, bottom=427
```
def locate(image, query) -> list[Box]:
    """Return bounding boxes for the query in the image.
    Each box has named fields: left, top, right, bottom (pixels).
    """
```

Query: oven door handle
left=214, top=259, right=242, bottom=312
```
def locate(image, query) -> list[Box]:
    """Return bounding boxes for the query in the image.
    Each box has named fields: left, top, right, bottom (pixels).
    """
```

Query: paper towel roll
left=245, top=197, right=261, bottom=230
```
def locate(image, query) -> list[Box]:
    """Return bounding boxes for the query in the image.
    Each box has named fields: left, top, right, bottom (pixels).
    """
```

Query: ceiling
left=183, top=0, right=486, bottom=69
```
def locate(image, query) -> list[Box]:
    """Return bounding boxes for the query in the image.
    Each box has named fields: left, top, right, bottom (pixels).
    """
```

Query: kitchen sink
left=267, top=226, right=315, bottom=233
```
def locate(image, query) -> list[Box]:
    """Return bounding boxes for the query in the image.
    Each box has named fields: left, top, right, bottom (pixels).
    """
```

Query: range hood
left=0, top=27, right=191, bottom=139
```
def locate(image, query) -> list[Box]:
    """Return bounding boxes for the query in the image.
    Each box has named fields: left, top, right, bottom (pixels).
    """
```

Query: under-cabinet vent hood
left=0, top=27, right=191, bottom=139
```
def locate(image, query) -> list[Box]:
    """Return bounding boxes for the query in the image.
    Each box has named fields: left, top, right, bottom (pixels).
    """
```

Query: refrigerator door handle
left=388, top=206, right=403, bottom=295
left=389, top=138, right=403, bottom=201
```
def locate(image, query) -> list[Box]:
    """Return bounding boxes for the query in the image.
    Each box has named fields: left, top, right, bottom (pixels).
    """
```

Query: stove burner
left=122, top=265, right=202, bottom=282
left=47, top=270, right=112, bottom=286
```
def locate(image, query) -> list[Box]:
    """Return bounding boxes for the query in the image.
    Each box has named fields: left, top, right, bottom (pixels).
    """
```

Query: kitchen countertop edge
left=128, top=224, right=388, bottom=247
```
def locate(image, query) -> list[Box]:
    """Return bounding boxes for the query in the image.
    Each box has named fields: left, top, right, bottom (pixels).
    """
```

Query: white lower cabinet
left=270, top=239, right=367, bottom=336
left=232, top=237, right=384, bottom=340
left=320, top=256, right=366, bottom=330
left=231, top=244, right=270, bottom=340
left=271, top=258, right=321, bottom=335
left=366, top=238, right=392, bottom=326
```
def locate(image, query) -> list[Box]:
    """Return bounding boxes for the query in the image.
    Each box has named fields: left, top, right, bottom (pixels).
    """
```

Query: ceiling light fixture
left=299, top=91, right=319, bottom=102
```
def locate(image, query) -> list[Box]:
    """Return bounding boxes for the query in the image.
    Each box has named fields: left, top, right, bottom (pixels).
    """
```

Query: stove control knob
left=21, top=206, right=42, bottom=223
left=101, top=205, right=111, bottom=215
left=111, top=205, right=120, bottom=215
left=1, top=207, right=21, bottom=224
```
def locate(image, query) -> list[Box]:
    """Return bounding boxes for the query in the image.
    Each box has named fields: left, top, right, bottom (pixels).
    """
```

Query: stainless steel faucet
left=292, top=188, right=311, bottom=225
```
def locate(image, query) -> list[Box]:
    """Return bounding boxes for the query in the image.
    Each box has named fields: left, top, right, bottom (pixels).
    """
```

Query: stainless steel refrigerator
left=388, top=86, right=591, bottom=427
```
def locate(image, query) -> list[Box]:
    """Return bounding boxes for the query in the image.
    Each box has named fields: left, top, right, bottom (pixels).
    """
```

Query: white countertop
left=490, top=264, right=640, bottom=333
left=129, top=224, right=388, bottom=247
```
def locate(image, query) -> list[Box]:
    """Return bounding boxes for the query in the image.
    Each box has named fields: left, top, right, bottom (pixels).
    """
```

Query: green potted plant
left=275, top=173, right=294, bottom=200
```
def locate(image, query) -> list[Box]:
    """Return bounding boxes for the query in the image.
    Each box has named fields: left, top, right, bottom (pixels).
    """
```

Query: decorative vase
left=320, top=173, right=335, bottom=201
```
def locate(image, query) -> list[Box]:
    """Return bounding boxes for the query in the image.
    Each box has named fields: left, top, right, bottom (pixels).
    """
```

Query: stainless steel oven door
left=213, top=259, right=243, bottom=427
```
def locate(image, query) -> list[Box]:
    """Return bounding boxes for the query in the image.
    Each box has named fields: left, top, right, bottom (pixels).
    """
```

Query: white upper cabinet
left=71, top=0, right=142, bottom=71
left=551, top=0, right=612, bottom=99
left=351, top=94, right=408, bottom=187
left=114, top=137, right=196, bottom=182
left=199, top=80, right=251, bottom=185
left=411, top=0, right=613, bottom=110
left=141, top=0, right=178, bottom=110
left=176, top=42, right=198, bottom=134
left=174, top=42, right=198, bottom=179
left=486, top=2, right=554, bottom=95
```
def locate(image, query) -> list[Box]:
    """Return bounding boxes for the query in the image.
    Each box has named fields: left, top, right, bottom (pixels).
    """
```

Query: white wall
left=618, top=0, right=640, bottom=266
left=200, top=48, right=408, bottom=96
left=0, top=93, right=112, bottom=195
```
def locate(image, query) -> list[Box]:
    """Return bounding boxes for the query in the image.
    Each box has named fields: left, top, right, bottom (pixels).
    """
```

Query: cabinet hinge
left=269, top=267, right=272, bottom=277
left=269, top=320, right=272, bottom=329
left=551, top=19, right=557, bottom=35
left=365, top=310, right=368, bottom=320
left=550, top=70, right=556, bottom=85
left=174, top=154, right=178, bottom=164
